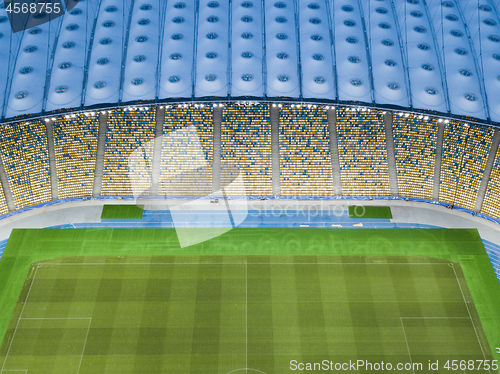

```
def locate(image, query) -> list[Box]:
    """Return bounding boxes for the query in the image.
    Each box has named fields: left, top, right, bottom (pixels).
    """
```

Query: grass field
left=348, top=206, right=393, bottom=219
left=0, top=228, right=499, bottom=373
left=100, top=205, right=143, bottom=219
left=0, top=256, right=495, bottom=374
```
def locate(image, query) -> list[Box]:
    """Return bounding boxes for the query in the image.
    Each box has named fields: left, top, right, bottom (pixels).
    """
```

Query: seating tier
left=337, top=109, right=390, bottom=196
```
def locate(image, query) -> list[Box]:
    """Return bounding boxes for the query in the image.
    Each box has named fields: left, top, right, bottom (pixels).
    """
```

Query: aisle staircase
left=384, top=112, right=399, bottom=197
left=45, top=120, right=58, bottom=201
left=433, top=122, right=446, bottom=201
left=150, top=107, right=164, bottom=196
left=0, top=157, right=15, bottom=211
left=474, top=129, right=500, bottom=212
left=212, top=106, right=222, bottom=193
left=271, top=105, right=281, bottom=196
left=92, top=113, right=108, bottom=197
left=328, top=109, right=342, bottom=196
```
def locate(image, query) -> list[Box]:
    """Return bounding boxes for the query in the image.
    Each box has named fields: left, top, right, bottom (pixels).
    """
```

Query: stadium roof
left=1, top=0, right=500, bottom=124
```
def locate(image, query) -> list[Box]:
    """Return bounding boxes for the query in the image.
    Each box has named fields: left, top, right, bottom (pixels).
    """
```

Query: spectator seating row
left=53, top=115, right=99, bottom=199
left=0, top=121, right=51, bottom=210
left=101, top=109, right=155, bottom=196
left=160, top=105, right=213, bottom=196
left=452, top=124, right=493, bottom=210
left=336, top=109, right=390, bottom=196
left=279, top=105, right=334, bottom=196
left=440, top=122, right=467, bottom=205
left=439, top=122, right=493, bottom=210
left=222, top=103, right=272, bottom=196
left=393, top=115, right=437, bottom=200
left=482, top=148, right=500, bottom=220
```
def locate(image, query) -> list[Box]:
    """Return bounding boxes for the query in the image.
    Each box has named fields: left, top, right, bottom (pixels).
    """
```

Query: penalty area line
left=0, top=265, right=41, bottom=374
left=450, top=264, right=490, bottom=374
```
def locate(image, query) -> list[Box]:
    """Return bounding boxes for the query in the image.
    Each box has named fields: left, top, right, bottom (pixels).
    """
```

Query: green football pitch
left=100, top=205, right=144, bottom=219
left=0, top=228, right=499, bottom=374
left=348, top=206, right=393, bottom=219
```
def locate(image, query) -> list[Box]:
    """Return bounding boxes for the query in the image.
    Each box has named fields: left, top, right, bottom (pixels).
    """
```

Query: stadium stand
left=221, top=103, right=272, bottom=196
left=0, top=121, right=51, bottom=209
left=393, top=115, right=438, bottom=200
left=336, top=108, right=390, bottom=196
left=159, top=104, right=213, bottom=196
left=53, top=114, right=99, bottom=199
left=439, top=122, right=493, bottom=210
left=279, top=105, right=334, bottom=196
left=1, top=104, right=500, bottom=225
left=101, top=108, right=155, bottom=196
left=482, top=150, right=500, bottom=220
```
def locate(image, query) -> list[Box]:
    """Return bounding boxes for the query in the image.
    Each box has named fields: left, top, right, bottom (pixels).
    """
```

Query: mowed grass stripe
left=247, top=261, right=274, bottom=373
left=190, top=263, right=222, bottom=372
left=345, top=263, right=386, bottom=361
left=294, top=260, right=330, bottom=364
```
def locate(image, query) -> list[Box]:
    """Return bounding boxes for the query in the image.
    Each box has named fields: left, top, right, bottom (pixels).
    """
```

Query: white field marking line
left=19, top=318, right=91, bottom=320
left=1, top=265, right=40, bottom=374
left=400, top=317, right=470, bottom=319
left=451, top=264, right=491, bottom=374
left=400, top=319, right=415, bottom=374
left=400, top=316, right=488, bottom=374
left=38, top=262, right=452, bottom=266
left=1, top=317, right=92, bottom=374
left=0, top=261, right=92, bottom=374
left=77, top=318, right=92, bottom=374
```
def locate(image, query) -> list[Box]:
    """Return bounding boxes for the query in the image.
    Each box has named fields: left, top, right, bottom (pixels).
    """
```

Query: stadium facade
left=0, top=0, right=500, bottom=124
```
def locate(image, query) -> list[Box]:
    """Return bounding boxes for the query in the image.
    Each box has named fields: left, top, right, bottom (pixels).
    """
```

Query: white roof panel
left=195, top=0, right=229, bottom=98
left=427, top=0, right=486, bottom=119
left=231, top=0, right=264, bottom=98
left=122, top=0, right=160, bottom=103
left=299, top=0, right=336, bottom=100
left=46, top=0, right=99, bottom=112
left=84, top=0, right=126, bottom=107
left=5, top=18, right=62, bottom=118
left=159, top=0, right=195, bottom=99
left=333, top=0, right=372, bottom=103
left=366, top=0, right=409, bottom=107
left=474, top=0, right=500, bottom=122
left=394, top=0, right=448, bottom=113
left=265, top=0, right=300, bottom=98
left=0, top=9, right=21, bottom=118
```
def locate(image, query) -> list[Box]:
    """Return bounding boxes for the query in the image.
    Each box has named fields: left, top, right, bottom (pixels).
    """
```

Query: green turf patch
left=100, top=204, right=143, bottom=219
left=0, top=228, right=499, bottom=371
left=0, top=255, right=495, bottom=374
left=349, top=205, right=393, bottom=218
